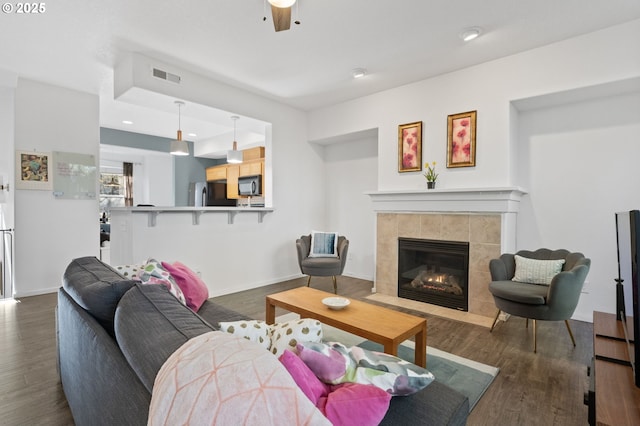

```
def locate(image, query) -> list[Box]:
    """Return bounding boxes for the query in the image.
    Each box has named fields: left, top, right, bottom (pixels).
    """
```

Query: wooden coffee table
left=266, top=287, right=427, bottom=367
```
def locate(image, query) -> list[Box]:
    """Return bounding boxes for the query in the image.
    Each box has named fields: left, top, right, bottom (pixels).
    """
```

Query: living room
left=0, top=3, right=639, bottom=425
left=0, top=8, right=637, bottom=317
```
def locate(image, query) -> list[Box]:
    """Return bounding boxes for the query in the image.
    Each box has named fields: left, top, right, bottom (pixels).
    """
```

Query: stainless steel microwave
left=238, top=175, right=262, bottom=196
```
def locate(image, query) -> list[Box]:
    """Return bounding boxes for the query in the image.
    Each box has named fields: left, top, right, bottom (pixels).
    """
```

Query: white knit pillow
left=512, top=255, right=565, bottom=285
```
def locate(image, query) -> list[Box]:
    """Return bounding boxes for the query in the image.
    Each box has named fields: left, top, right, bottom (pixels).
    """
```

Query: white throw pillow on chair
left=512, top=255, right=565, bottom=285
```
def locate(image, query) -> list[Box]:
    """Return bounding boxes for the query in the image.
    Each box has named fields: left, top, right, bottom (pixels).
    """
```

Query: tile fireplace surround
left=367, top=188, right=526, bottom=321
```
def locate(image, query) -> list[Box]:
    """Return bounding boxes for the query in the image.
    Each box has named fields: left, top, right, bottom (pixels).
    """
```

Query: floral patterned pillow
left=278, top=350, right=390, bottom=426
left=136, top=258, right=186, bottom=306
left=297, top=341, right=435, bottom=396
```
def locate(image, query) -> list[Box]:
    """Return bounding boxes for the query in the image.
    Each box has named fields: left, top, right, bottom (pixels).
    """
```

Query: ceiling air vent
left=152, top=67, right=181, bottom=84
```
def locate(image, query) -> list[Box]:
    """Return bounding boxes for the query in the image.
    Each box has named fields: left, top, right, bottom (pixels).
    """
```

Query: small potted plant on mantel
left=424, top=161, right=438, bottom=189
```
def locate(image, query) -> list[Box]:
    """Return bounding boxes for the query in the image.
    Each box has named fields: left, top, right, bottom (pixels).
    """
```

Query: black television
left=615, top=210, right=640, bottom=387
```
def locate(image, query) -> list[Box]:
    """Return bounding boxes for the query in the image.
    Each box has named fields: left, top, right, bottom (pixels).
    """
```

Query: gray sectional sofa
left=56, top=256, right=469, bottom=425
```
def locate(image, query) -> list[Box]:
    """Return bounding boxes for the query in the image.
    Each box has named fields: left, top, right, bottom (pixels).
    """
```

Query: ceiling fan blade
left=271, top=5, right=291, bottom=32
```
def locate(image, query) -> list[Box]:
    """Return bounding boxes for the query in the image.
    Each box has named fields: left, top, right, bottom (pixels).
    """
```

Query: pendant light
left=170, top=101, right=189, bottom=156
left=227, top=115, right=243, bottom=164
left=269, top=0, right=296, bottom=7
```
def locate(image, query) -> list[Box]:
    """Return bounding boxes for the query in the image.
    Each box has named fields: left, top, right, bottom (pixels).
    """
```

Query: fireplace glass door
left=397, top=238, right=469, bottom=311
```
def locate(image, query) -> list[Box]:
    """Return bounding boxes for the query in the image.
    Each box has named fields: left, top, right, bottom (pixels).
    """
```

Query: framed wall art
left=398, top=121, right=422, bottom=173
left=15, top=150, right=53, bottom=190
left=447, top=111, right=476, bottom=168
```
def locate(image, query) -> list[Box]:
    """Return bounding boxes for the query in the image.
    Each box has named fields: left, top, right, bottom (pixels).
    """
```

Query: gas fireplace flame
left=409, top=270, right=463, bottom=296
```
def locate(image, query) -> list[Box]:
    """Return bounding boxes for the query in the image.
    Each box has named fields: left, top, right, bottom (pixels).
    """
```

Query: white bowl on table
left=322, top=297, right=350, bottom=310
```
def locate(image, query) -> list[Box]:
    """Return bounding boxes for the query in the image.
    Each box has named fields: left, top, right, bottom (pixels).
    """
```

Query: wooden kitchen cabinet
left=239, top=160, right=263, bottom=177
left=243, top=147, right=265, bottom=161
left=206, top=146, right=265, bottom=199
left=206, top=165, right=227, bottom=182
left=226, top=165, right=239, bottom=199
left=206, top=161, right=262, bottom=199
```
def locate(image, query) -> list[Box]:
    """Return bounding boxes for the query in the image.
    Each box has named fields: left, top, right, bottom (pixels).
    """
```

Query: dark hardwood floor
left=0, top=277, right=592, bottom=425
left=0, top=293, right=73, bottom=425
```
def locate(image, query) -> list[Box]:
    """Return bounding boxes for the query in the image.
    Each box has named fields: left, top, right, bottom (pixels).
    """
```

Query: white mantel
left=366, top=187, right=528, bottom=214
left=367, top=187, right=527, bottom=258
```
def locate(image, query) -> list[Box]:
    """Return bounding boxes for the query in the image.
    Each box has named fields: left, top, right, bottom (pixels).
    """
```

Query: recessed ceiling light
left=352, top=68, right=367, bottom=79
left=460, top=27, right=482, bottom=42
left=122, top=120, right=133, bottom=125
left=188, top=133, right=197, bottom=137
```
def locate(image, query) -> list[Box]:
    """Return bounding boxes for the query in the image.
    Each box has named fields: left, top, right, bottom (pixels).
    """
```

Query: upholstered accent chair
left=296, top=234, right=349, bottom=294
left=488, top=248, right=591, bottom=353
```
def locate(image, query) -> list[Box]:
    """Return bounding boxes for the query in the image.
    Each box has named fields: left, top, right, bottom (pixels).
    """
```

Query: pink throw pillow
left=279, top=350, right=329, bottom=405
left=320, top=383, right=391, bottom=426
left=161, top=261, right=209, bottom=311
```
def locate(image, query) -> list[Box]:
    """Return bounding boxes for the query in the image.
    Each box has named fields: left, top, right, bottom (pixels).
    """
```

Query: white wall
left=0, top=72, right=17, bottom=298
left=0, top=84, right=16, bottom=229
left=14, top=79, right=99, bottom=296
left=0, top=70, right=17, bottom=228
left=306, top=20, right=640, bottom=319
left=142, top=154, right=174, bottom=206
left=516, top=92, right=640, bottom=321
left=308, top=20, right=640, bottom=190
left=323, top=136, right=378, bottom=280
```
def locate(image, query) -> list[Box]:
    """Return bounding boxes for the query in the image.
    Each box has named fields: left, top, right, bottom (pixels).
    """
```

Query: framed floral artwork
left=15, top=150, right=53, bottom=190
left=398, top=121, right=422, bottom=172
left=447, top=111, right=476, bottom=168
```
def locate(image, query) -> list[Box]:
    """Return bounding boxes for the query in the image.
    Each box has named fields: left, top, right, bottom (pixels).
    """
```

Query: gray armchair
left=488, top=248, right=591, bottom=352
left=296, top=234, right=349, bottom=294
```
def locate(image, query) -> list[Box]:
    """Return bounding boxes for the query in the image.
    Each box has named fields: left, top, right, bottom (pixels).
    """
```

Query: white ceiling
left=2, top=0, right=639, bottom=150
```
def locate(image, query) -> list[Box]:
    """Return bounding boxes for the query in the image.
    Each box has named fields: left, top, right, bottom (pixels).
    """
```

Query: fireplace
left=369, top=188, right=525, bottom=319
left=397, top=238, right=469, bottom=311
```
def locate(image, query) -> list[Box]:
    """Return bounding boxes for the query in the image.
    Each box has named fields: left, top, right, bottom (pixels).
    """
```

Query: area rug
left=276, top=313, right=499, bottom=412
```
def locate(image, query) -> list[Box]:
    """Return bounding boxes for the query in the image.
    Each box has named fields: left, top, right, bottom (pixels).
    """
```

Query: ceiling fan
left=266, top=0, right=299, bottom=32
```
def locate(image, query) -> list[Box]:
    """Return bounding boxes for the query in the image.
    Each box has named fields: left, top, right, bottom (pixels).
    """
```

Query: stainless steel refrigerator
left=188, top=182, right=237, bottom=207
left=188, top=182, right=207, bottom=207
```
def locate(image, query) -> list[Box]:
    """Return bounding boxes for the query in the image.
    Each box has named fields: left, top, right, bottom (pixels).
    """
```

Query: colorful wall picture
left=398, top=121, right=422, bottom=172
left=447, top=111, right=477, bottom=168
left=15, top=151, right=53, bottom=190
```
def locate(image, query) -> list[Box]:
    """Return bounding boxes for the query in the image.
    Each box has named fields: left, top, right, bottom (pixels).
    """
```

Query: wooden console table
left=590, top=311, right=640, bottom=425
left=266, top=287, right=427, bottom=367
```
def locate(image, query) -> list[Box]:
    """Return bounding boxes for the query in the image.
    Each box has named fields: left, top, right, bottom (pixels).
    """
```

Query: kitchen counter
left=110, top=206, right=273, bottom=226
